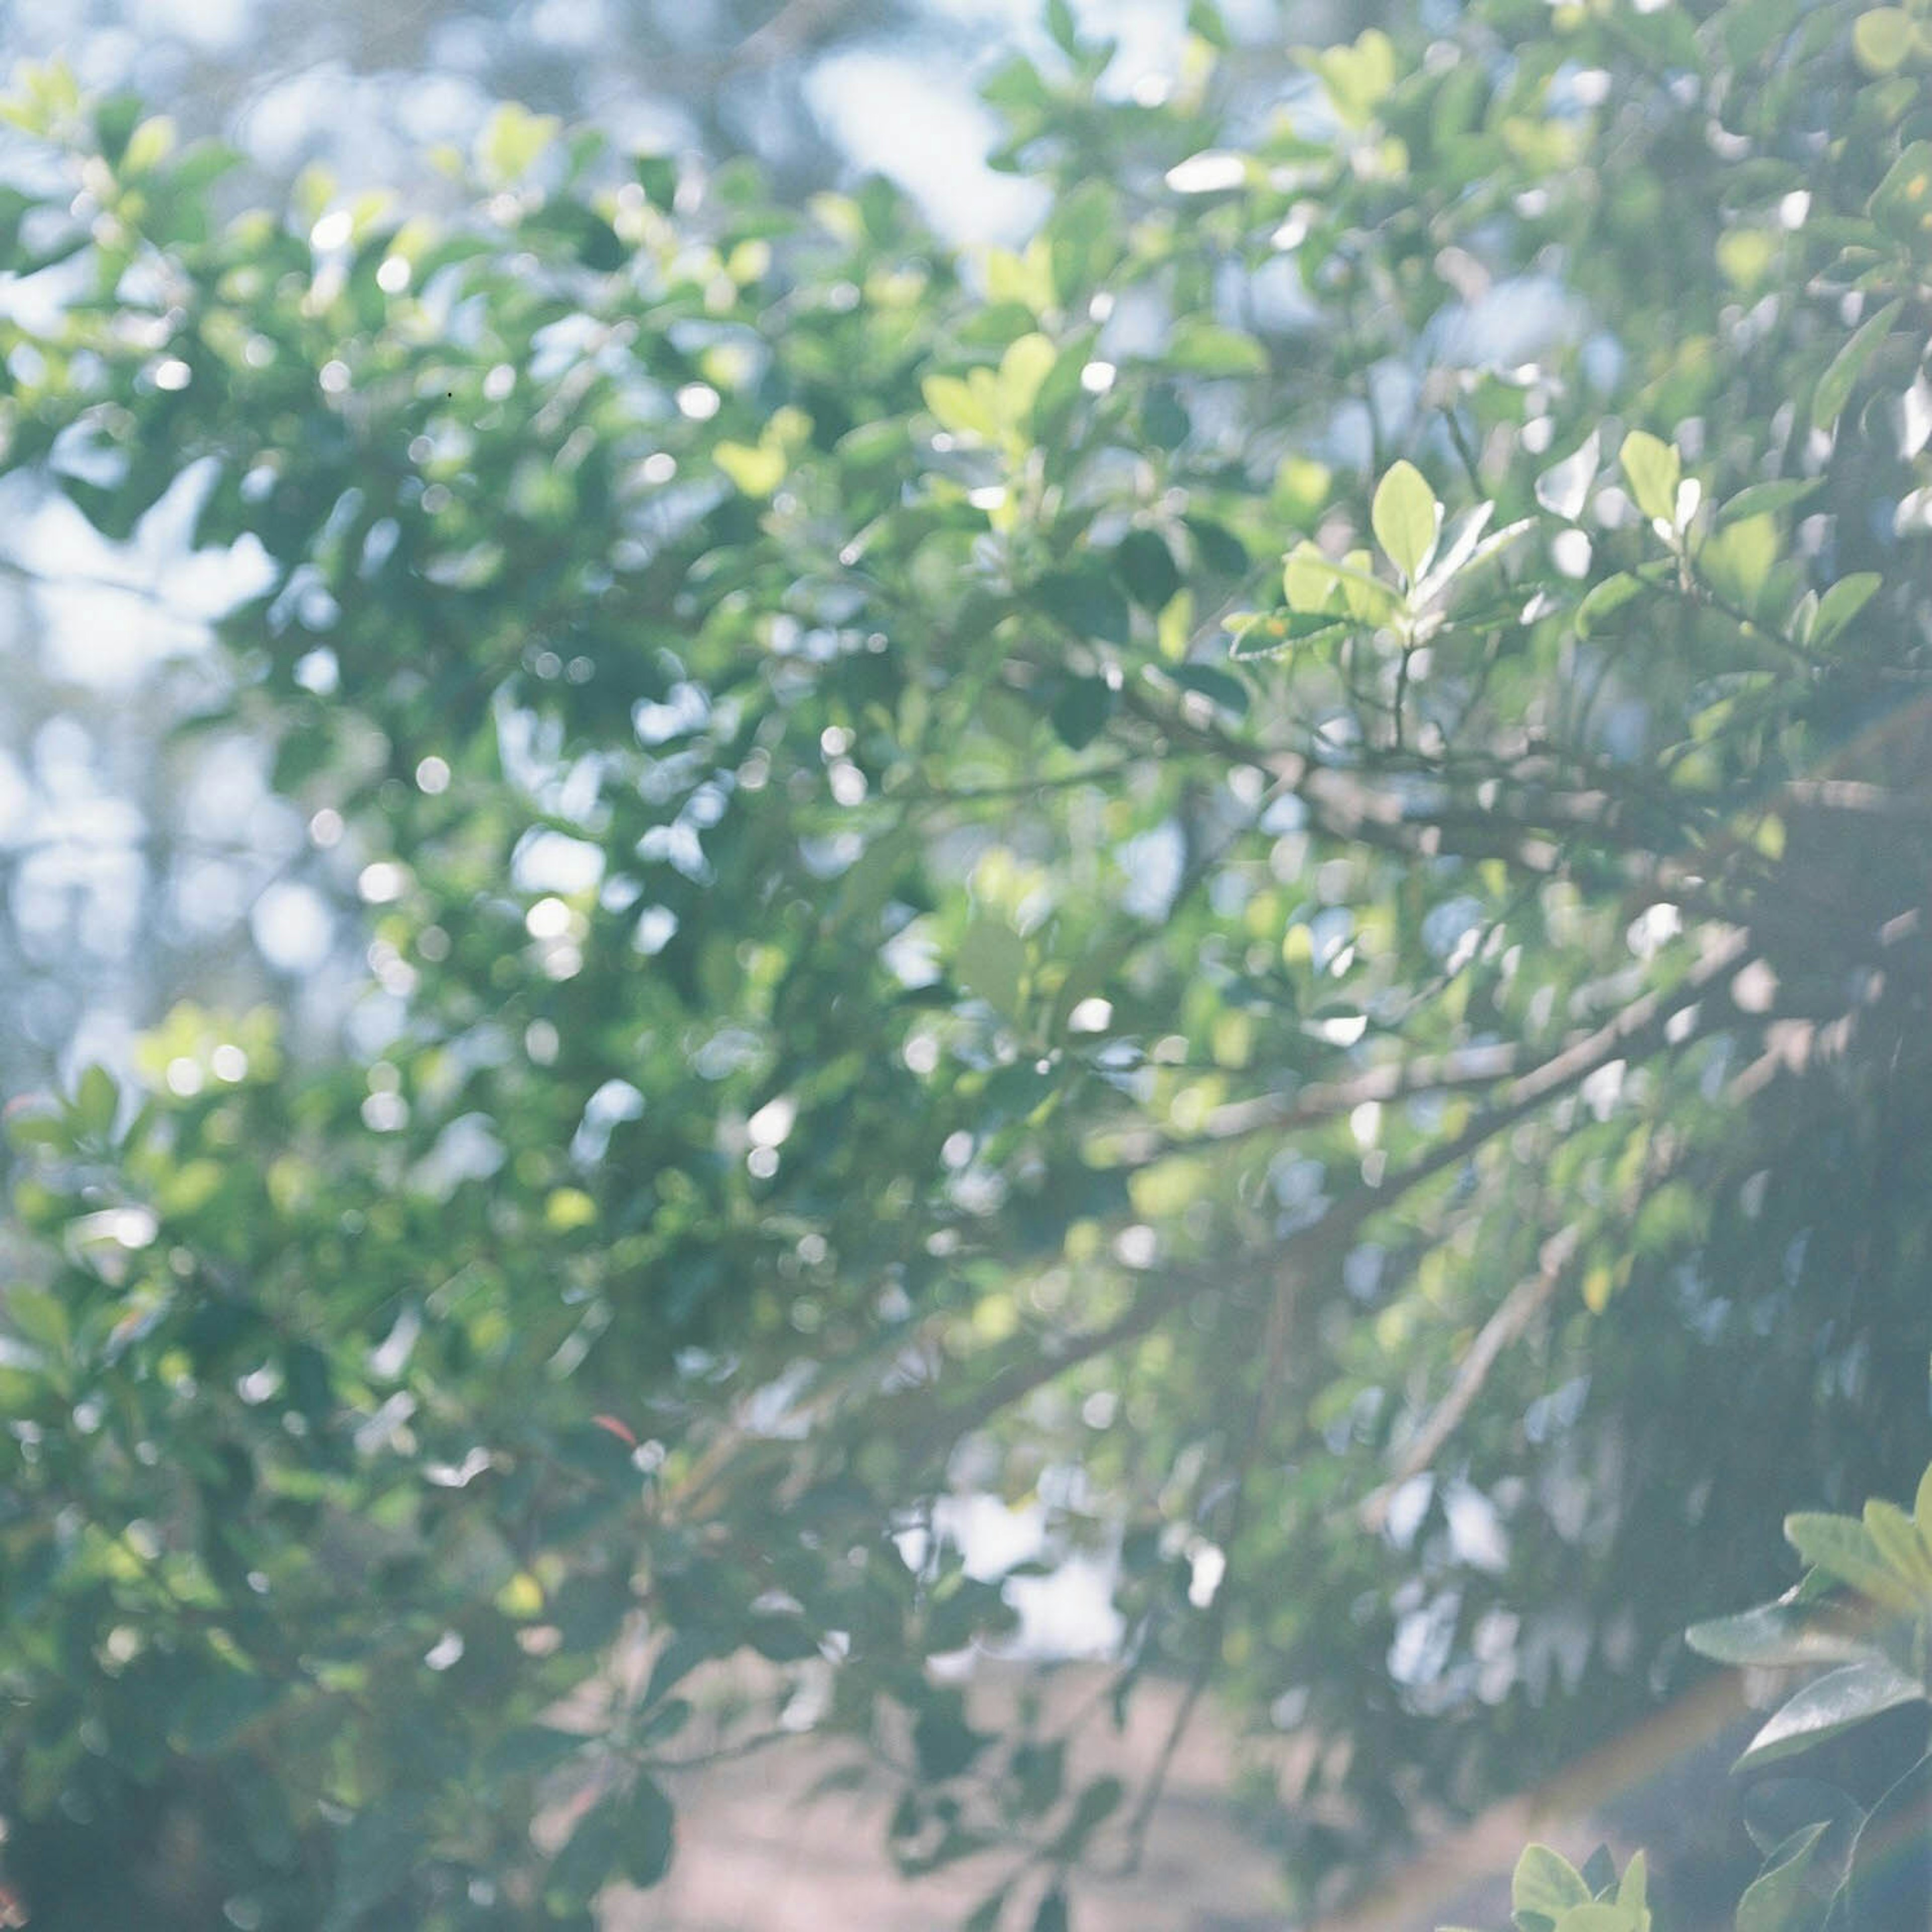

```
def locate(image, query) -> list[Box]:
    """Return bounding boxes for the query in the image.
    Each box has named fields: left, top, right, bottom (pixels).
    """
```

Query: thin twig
left=1357, top=1224, right=1579, bottom=1532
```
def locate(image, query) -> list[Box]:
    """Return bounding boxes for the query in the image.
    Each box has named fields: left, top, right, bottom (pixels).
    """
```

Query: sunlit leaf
left=1619, top=431, right=1681, bottom=526
left=1371, top=460, right=1440, bottom=582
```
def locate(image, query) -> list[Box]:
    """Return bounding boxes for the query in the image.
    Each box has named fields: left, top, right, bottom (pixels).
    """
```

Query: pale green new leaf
left=1619, top=432, right=1681, bottom=526
left=1616, top=1850, right=1646, bottom=1917
left=955, top=918, right=1029, bottom=1027
left=1371, top=460, right=1440, bottom=582
left=1513, top=1845, right=1592, bottom=1920
left=922, top=374, right=998, bottom=440
left=1551, top=1905, right=1642, bottom=1932
left=1785, top=1511, right=1924, bottom=1613
left=1864, top=1499, right=1932, bottom=1594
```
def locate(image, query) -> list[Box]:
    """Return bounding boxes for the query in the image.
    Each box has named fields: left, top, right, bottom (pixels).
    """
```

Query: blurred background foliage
left=0, top=0, right=1928, bottom=1928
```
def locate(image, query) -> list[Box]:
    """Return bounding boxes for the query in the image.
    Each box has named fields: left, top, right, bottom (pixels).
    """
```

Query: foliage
left=1453, top=1462, right=1932, bottom=1932
left=0, top=0, right=1928, bottom=1926
left=1447, top=1842, right=1653, bottom=1932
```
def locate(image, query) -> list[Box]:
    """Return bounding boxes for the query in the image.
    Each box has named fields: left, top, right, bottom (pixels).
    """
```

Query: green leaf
left=1054, top=1774, right=1124, bottom=1856
left=621, top=1774, right=676, bottom=1888
left=633, top=151, right=677, bottom=206
left=1166, top=320, right=1268, bottom=377
left=1045, top=178, right=1119, bottom=301
left=1371, top=460, right=1440, bottom=583
left=1736, top=1821, right=1831, bottom=1932
left=175, top=1668, right=280, bottom=1751
left=642, top=1628, right=719, bottom=1709
left=122, top=115, right=176, bottom=178
left=1686, top=1600, right=1884, bottom=1669
left=5, top=1287, right=69, bottom=1356
left=1809, top=573, right=1880, bottom=647
left=714, top=440, right=785, bottom=497
left=1839, top=1749, right=1932, bottom=1927
left=544, top=1797, right=621, bottom=1909
left=1115, top=528, right=1182, bottom=610
left=1786, top=1511, right=1925, bottom=1612
left=1282, top=543, right=1399, bottom=625
left=94, top=91, right=142, bottom=165
left=747, top=1612, right=822, bottom=1662
left=1142, top=381, right=1190, bottom=448
left=1917, top=1463, right=1932, bottom=1537
left=1865, top=1499, right=1932, bottom=1593
left=999, top=332, right=1058, bottom=426
left=479, top=102, right=559, bottom=185
left=1717, top=479, right=1821, bottom=526
left=482, top=1725, right=586, bottom=1782
left=74, top=1063, right=119, bottom=1139
left=1616, top=1850, right=1646, bottom=1915
left=955, top=918, right=1029, bottom=1025
left=1051, top=675, right=1116, bottom=750
left=1853, top=9, right=1917, bottom=74
left=1172, top=664, right=1250, bottom=715
left=963, top=1889, right=1010, bottom=1932
left=1185, top=515, right=1249, bottom=576
left=1619, top=432, right=1682, bottom=526
left=1305, top=29, right=1396, bottom=127
left=1035, top=568, right=1132, bottom=645
left=1869, top=145, right=1932, bottom=244
left=1812, top=301, right=1901, bottom=432
left=326, top=1797, right=430, bottom=1929
left=1550, top=1906, right=1642, bottom=1932
left=1513, top=1845, right=1593, bottom=1920
left=1576, top=573, right=1646, bottom=635
left=1733, top=1659, right=1926, bottom=1773
left=923, top=373, right=999, bottom=440
left=1698, top=513, right=1780, bottom=612
left=1033, top=1887, right=1070, bottom=1932
left=3, top=1104, right=71, bottom=1153
left=1227, top=609, right=1348, bottom=661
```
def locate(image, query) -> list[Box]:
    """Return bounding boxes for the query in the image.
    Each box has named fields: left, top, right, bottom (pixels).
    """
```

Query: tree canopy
left=0, top=1, right=1928, bottom=1926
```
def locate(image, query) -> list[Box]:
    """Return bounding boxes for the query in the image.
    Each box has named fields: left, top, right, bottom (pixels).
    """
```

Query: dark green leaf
left=1812, top=301, right=1902, bottom=430
left=621, top=1773, right=677, bottom=1888
left=1051, top=675, right=1117, bottom=750
left=1172, top=664, right=1250, bottom=715
left=1733, top=1660, right=1926, bottom=1773
left=1033, top=1886, right=1070, bottom=1932
left=1114, top=529, right=1182, bottom=610
left=1035, top=568, right=1133, bottom=645
left=1685, top=1600, right=1882, bottom=1669
left=1717, top=479, right=1821, bottom=525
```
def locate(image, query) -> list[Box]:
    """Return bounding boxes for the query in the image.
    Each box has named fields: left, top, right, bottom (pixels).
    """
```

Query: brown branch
left=1099, top=1042, right=1524, bottom=1168
left=1357, top=1224, right=1579, bottom=1533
